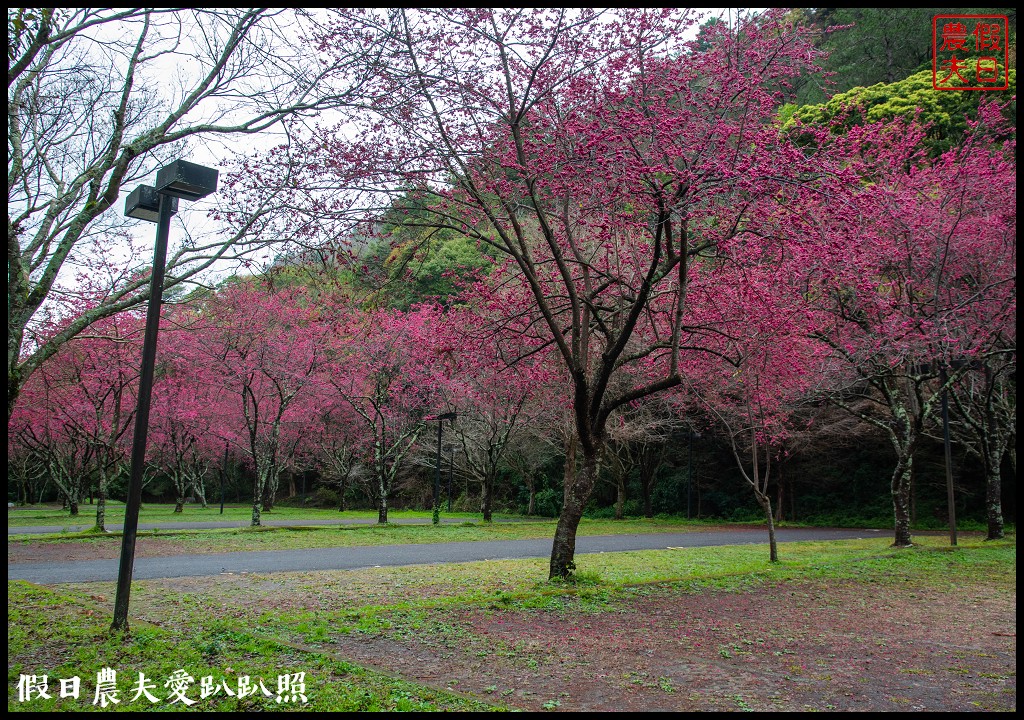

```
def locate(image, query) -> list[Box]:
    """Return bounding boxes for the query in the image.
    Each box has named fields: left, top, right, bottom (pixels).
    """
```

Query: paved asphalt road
left=8, top=527, right=885, bottom=584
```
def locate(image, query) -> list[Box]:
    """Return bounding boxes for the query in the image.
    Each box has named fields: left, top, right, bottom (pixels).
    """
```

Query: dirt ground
left=7, top=537, right=191, bottom=563
left=121, top=565, right=1016, bottom=712
left=314, top=578, right=1017, bottom=712
left=10, top=539, right=1016, bottom=712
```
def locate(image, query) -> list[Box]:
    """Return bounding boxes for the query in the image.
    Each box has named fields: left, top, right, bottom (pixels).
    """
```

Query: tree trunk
left=94, top=464, right=108, bottom=532
left=755, top=490, right=779, bottom=563
left=983, top=394, right=1006, bottom=541
left=262, top=467, right=277, bottom=511
left=481, top=474, right=493, bottom=523
left=563, top=433, right=577, bottom=492
left=95, top=487, right=106, bottom=531
left=985, top=465, right=1004, bottom=540
left=251, top=471, right=267, bottom=527
left=549, top=450, right=598, bottom=579
left=614, top=473, right=625, bottom=520
left=637, top=444, right=660, bottom=519
left=8, top=366, right=23, bottom=423
left=891, top=456, right=914, bottom=547
left=377, top=470, right=389, bottom=524
left=174, top=500, right=184, bottom=513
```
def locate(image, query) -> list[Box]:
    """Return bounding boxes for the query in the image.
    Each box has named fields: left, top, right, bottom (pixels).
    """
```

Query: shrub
left=312, top=486, right=341, bottom=509
left=533, top=488, right=563, bottom=518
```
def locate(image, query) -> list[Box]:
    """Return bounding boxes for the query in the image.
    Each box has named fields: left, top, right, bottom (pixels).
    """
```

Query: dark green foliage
left=648, top=468, right=691, bottom=517
left=795, top=8, right=1017, bottom=105
left=312, top=486, right=341, bottom=509
left=798, top=8, right=937, bottom=104
left=7, top=8, right=57, bottom=61
left=542, top=426, right=1012, bottom=529
left=361, top=189, right=498, bottom=310
left=363, top=233, right=495, bottom=310
left=510, top=454, right=565, bottom=517
left=531, top=488, right=563, bottom=518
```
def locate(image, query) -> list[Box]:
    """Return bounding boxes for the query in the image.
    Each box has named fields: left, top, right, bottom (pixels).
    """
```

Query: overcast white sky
left=117, top=8, right=762, bottom=290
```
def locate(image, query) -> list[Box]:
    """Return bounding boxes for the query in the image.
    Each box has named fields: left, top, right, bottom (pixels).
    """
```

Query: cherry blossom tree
left=945, top=349, right=1015, bottom=540
left=677, top=227, right=831, bottom=560
left=300, top=401, right=367, bottom=510
left=795, top=107, right=1016, bottom=547
left=69, top=315, right=142, bottom=531
left=265, top=9, right=844, bottom=578
left=9, top=307, right=143, bottom=529
left=174, top=282, right=333, bottom=526
left=324, top=304, right=444, bottom=523
left=426, top=305, right=555, bottom=521
left=148, top=376, right=220, bottom=513
left=10, top=387, right=95, bottom=517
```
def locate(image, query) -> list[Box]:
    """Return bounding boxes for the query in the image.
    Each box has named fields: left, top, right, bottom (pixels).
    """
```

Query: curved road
left=8, top=527, right=885, bottom=584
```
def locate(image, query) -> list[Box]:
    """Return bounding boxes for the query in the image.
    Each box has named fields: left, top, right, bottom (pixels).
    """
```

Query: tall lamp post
left=220, top=441, right=229, bottom=515
left=687, top=431, right=700, bottom=520
left=939, top=364, right=957, bottom=547
left=937, top=357, right=978, bottom=547
left=111, top=160, right=218, bottom=632
left=433, top=412, right=456, bottom=525
left=444, top=443, right=456, bottom=512
left=915, top=358, right=975, bottom=548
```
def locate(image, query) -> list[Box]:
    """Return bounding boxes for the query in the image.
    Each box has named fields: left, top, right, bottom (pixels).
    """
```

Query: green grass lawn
left=6, top=502, right=469, bottom=528
left=8, top=580, right=505, bottom=712
left=8, top=534, right=1015, bottom=712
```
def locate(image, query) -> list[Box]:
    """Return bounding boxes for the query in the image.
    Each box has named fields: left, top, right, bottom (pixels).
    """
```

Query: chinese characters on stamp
left=933, top=15, right=1010, bottom=91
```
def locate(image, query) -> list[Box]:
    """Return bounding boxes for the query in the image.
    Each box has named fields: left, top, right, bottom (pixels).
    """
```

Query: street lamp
left=913, top=357, right=978, bottom=547
left=937, top=357, right=980, bottom=547
left=433, top=412, right=456, bottom=525
left=220, top=441, right=229, bottom=515
left=112, top=159, right=218, bottom=632
left=687, top=431, right=701, bottom=520
left=444, top=443, right=456, bottom=512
